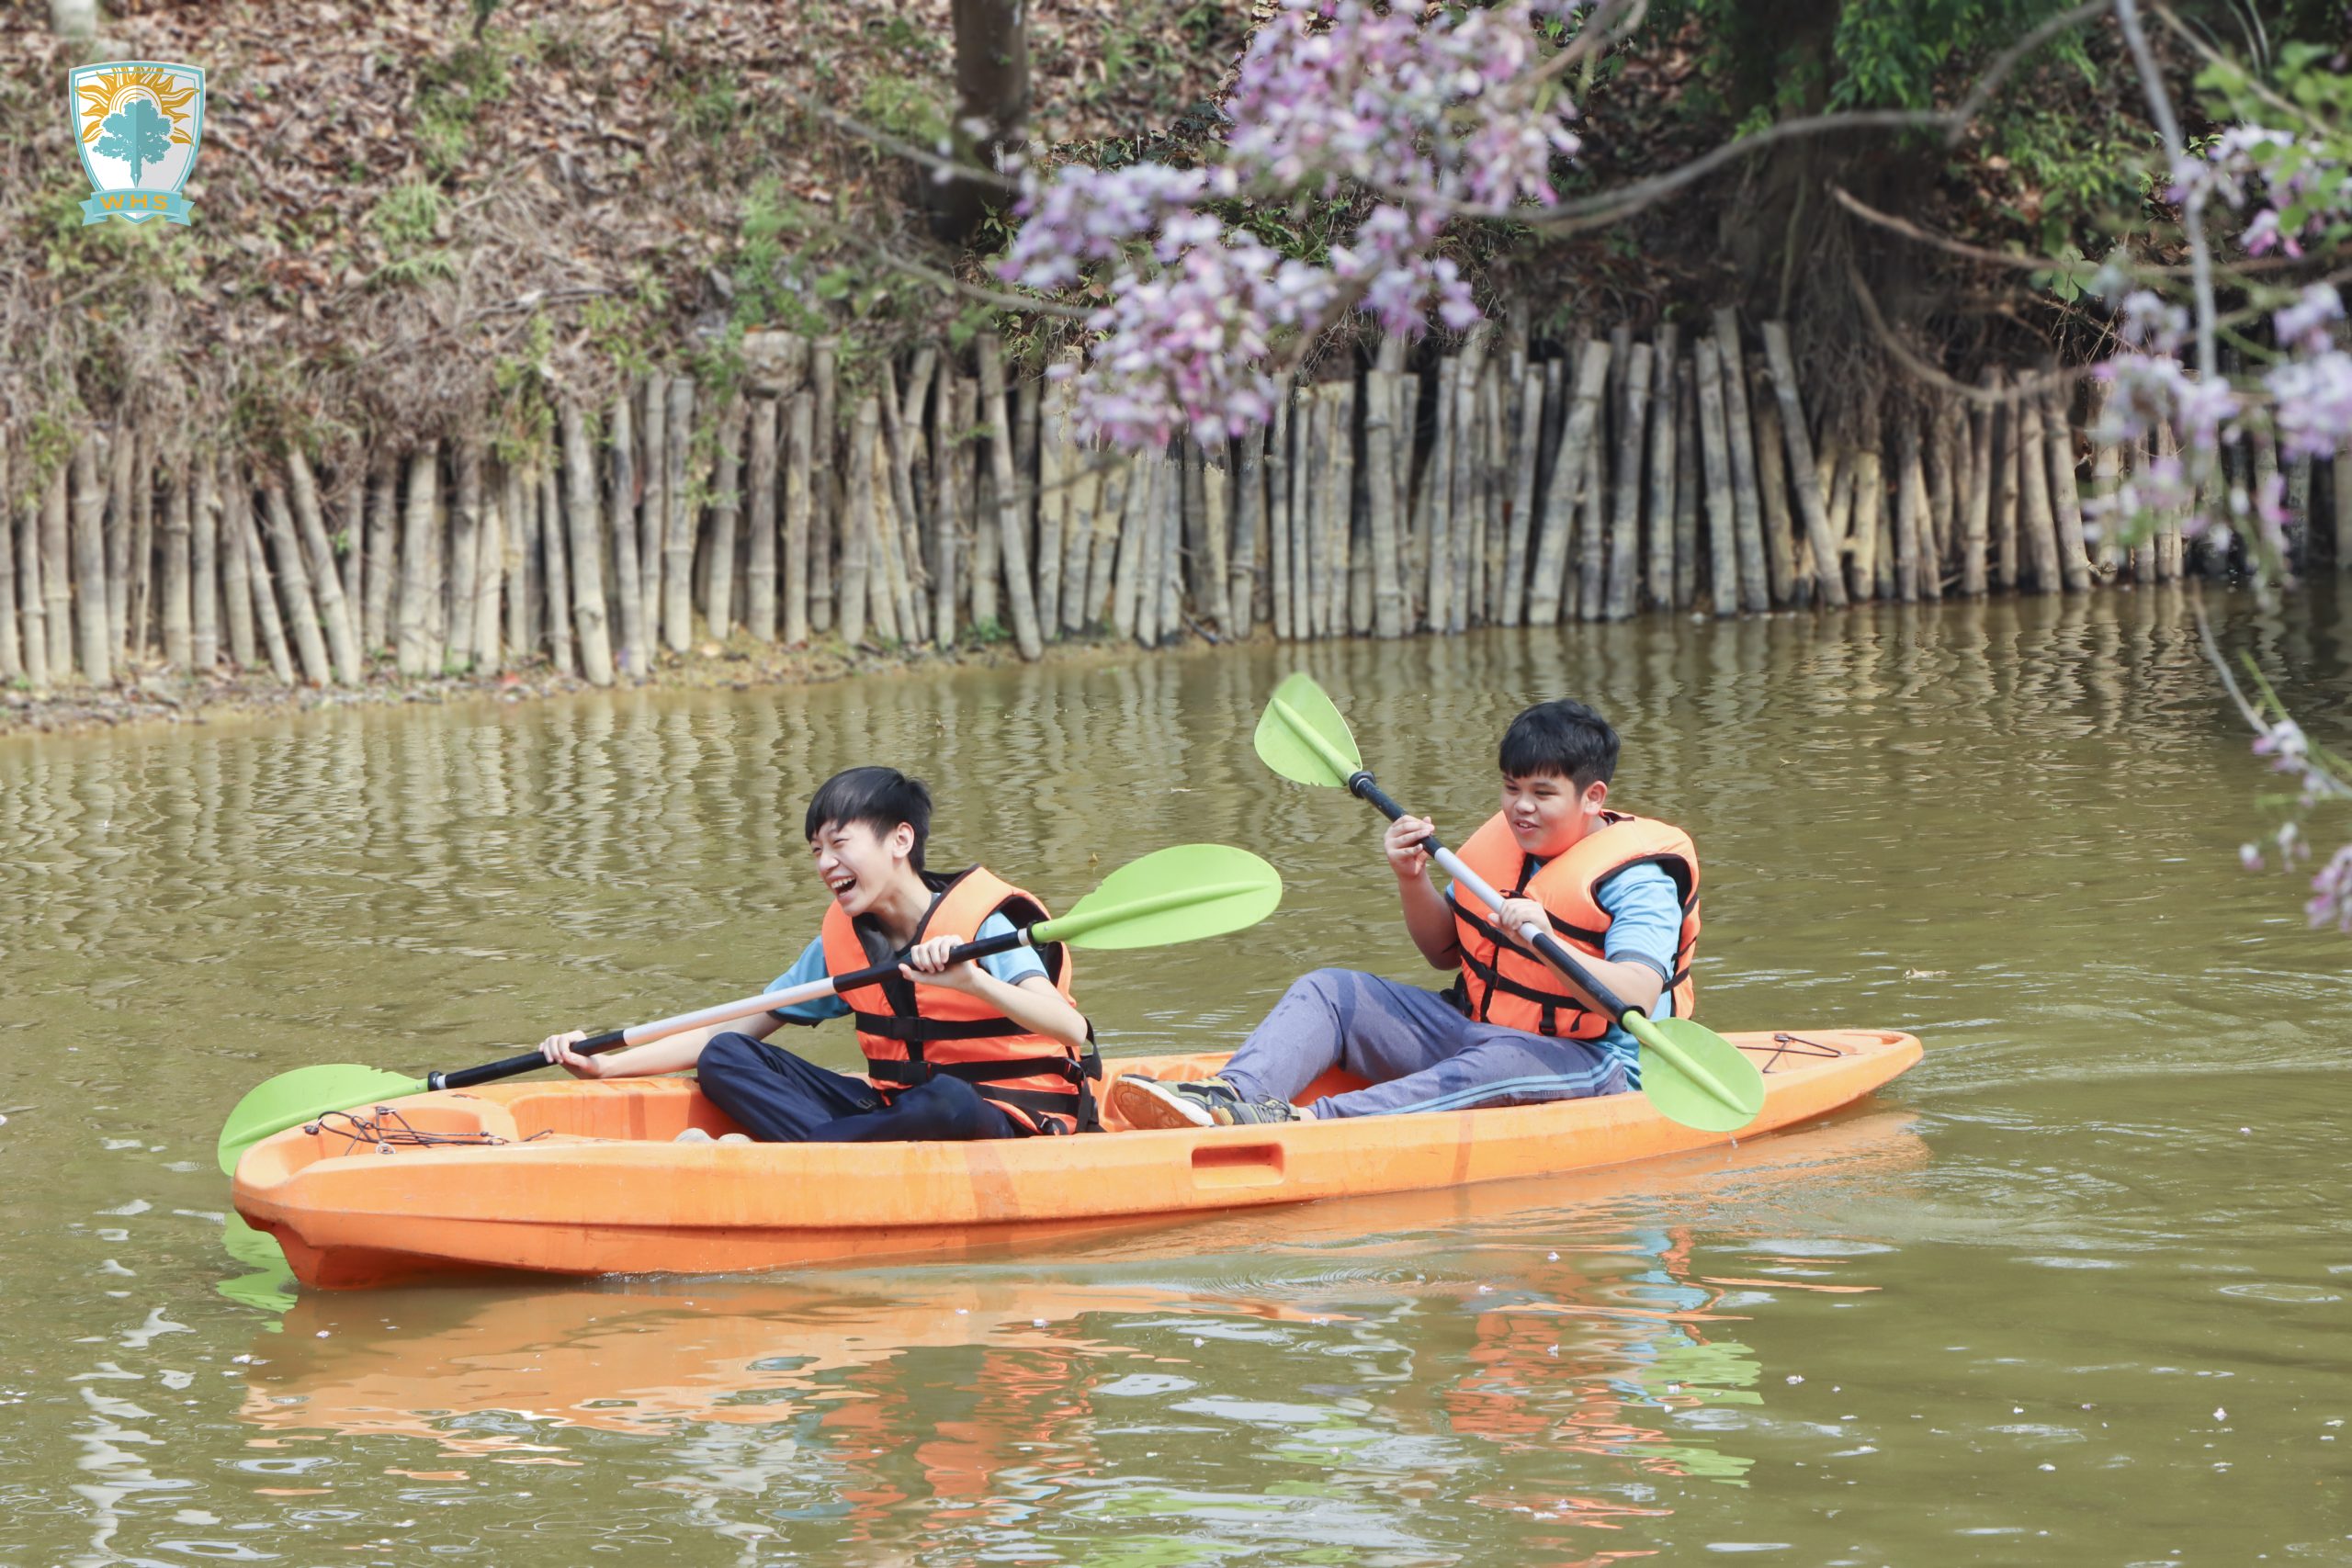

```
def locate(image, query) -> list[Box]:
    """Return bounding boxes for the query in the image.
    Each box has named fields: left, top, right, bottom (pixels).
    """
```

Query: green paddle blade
left=1034, top=843, right=1283, bottom=952
left=1253, top=671, right=1363, bottom=789
left=216, top=1063, right=426, bottom=1175
left=1628, top=1014, right=1766, bottom=1134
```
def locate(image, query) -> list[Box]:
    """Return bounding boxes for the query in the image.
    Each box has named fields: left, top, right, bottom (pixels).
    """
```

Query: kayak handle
left=427, top=927, right=1032, bottom=1091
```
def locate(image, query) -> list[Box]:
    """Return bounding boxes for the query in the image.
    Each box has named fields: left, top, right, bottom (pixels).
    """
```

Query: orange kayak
left=232, top=1029, right=1921, bottom=1289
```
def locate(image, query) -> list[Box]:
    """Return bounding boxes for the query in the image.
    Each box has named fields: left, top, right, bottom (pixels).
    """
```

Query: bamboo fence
left=2, top=316, right=2345, bottom=694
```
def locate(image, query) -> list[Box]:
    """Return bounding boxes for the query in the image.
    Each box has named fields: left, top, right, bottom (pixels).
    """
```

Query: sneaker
left=717, top=1133, right=752, bottom=1145
left=673, top=1127, right=715, bottom=1144
left=1114, top=1075, right=1303, bottom=1130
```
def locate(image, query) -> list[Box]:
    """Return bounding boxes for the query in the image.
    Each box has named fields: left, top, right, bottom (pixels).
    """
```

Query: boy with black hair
left=537, top=765, right=1098, bottom=1142
left=1114, top=699, right=1699, bottom=1127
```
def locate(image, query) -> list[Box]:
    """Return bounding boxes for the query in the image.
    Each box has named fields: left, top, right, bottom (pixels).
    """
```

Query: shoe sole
left=1110, top=1076, right=1216, bottom=1131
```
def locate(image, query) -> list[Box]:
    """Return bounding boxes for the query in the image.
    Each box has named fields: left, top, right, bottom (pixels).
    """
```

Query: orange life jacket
left=820, top=866, right=1099, bottom=1135
left=1448, top=810, right=1700, bottom=1039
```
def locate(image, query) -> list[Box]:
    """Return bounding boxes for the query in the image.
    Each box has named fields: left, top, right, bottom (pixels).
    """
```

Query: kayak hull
left=233, top=1029, right=1921, bottom=1289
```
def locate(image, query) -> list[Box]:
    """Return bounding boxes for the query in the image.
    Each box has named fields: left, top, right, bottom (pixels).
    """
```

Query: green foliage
left=412, top=37, right=511, bottom=179
left=963, top=615, right=1010, bottom=647
left=367, top=180, right=456, bottom=288
left=859, top=73, right=950, bottom=146
left=2198, top=43, right=2352, bottom=254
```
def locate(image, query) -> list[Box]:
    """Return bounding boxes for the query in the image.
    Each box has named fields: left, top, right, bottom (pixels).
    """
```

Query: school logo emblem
left=74, top=61, right=204, bottom=225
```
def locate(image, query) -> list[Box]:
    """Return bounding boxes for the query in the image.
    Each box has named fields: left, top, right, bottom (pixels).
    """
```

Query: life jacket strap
left=850, top=1011, right=1028, bottom=1044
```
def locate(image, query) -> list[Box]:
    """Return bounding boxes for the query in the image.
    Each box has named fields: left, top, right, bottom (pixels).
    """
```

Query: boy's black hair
left=1498, top=700, right=1619, bottom=790
left=805, top=766, right=933, bottom=871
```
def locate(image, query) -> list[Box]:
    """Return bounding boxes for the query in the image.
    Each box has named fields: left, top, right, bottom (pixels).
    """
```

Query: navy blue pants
left=696, top=1031, right=1023, bottom=1143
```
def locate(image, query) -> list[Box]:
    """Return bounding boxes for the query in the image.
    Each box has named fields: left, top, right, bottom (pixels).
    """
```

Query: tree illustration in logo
left=76, top=65, right=197, bottom=186
left=95, top=97, right=173, bottom=185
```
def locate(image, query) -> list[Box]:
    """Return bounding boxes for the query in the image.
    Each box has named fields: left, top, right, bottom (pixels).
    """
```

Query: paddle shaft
left=1342, top=771, right=1641, bottom=1021
left=429, top=927, right=1034, bottom=1090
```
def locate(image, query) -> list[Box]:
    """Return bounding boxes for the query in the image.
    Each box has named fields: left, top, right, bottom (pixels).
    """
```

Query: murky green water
left=7, top=583, right=2352, bottom=1566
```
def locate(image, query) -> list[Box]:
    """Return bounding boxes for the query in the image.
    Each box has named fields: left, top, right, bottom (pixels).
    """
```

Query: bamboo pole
left=1672, top=362, right=1700, bottom=609
left=1081, top=452, right=1126, bottom=634
left=1159, top=445, right=1184, bottom=644
left=1894, top=421, right=1923, bottom=603
left=1306, top=385, right=1334, bottom=637
left=745, top=397, right=779, bottom=643
left=606, top=391, right=646, bottom=674
left=1136, top=450, right=1167, bottom=647
left=473, top=459, right=504, bottom=672
left=216, top=459, right=253, bottom=671
left=0, top=435, right=16, bottom=682
left=158, top=455, right=190, bottom=671
left=503, top=460, right=531, bottom=661
left=660, top=376, right=695, bottom=654
left=1758, top=322, right=1848, bottom=608
left=635, top=376, right=663, bottom=648
left=1908, top=423, right=1939, bottom=603
left=1340, top=380, right=1370, bottom=636
left=394, top=445, right=436, bottom=675
left=933, top=374, right=967, bottom=643
left=189, top=456, right=217, bottom=671
left=784, top=392, right=814, bottom=646
left=422, top=456, right=448, bottom=671
left=559, top=402, right=615, bottom=683
left=1203, top=439, right=1236, bottom=634
left=883, top=357, right=932, bottom=646
left=1419, top=358, right=1453, bottom=634
left=2043, top=385, right=2091, bottom=592
left=70, top=435, right=111, bottom=682
left=287, top=449, right=360, bottom=684
left=1988, top=375, right=2020, bottom=592
left=705, top=397, right=744, bottom=641
left=1494, top=364, right=1536, bottom=626
left=840, top=396, right=875, bottom=648
left=1643, top=328, right=1679, bottom=612
left=2337, top=436, right=2352, bottom=572
left=1477, top=362, right=1505, bottom=623
left=1269, top=393, right=1294, bottom=640
left=445, top=436, right=481, bottom=670
left=1061, top=441, right=1100, bottom=637
left=128, top=432, right=154, bottom=660
left=1693, top=340, right=1738, bottom=618
left=1528, top=341, right=1608, bottom=626
left=1961, top=382, right=1993, bottom=595
left=536, top=461, right=572, bottom=673
left=13, top=456, right=40, bottom=688
left=1109, top=446, right=1152, bottom=642
left=103, top=431, right=130, bottom=663
left=1575, top=357, right=1611, bottom=623
left=2014, top=393, right=2062, bottom=593
left=358, top=450, right=394, bottom=652
left=1452, top=334, right=1490, bottom=630
left=1367, top=372, right=1405, bottom=638
left=810, top=346, right=839, bottom=633
left=237, top=475, right=295, bottom=685
left=1036, top=375, right=1070, bottom=638
left=2082, top=380, right=2122, bottom=576
left=1712, top=313, right=1770, bottom=614
left=1751, top=376, right=1795, bottom=607
left=868, top=406, right=909, bottom=646
left=1819, top=446, right=1853, bottom=594
left=977, top=337, right=1046, bottom=660
left=1847, top=444, right=1883, bottom=603
left=1923, top=402, right=1955, bottom=597
left=1604, top=344, right=1652, bottom=620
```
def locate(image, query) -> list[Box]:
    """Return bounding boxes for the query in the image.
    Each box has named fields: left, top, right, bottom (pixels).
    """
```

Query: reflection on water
left=9, top=583, right=2352, bottom=1562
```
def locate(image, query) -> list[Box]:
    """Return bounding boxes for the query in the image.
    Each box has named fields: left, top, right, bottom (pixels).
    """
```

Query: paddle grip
left=424, top=931, right=1032, bottom=1092
left=1351, top=768, right=1638, bottom=1023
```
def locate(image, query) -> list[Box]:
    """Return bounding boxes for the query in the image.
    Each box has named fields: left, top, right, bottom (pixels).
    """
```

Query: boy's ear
left=1581, top=779, right=1609, bottom=812
left=889, top=821, right=916, bottom=859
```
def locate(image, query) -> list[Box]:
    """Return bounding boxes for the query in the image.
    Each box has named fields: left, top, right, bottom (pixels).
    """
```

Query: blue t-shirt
left=767, top=910, right=1048, bottom=1025
left=1448, top=861, right=1683, bottom=1081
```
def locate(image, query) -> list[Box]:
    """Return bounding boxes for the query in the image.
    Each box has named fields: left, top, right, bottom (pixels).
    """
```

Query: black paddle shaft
left=428, top=928, right=1030, bottom=1091
left=1344, top=768, right=1635, bottom=1021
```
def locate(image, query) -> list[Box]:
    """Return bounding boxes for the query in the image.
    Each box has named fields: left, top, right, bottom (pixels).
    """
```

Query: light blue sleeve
left=766, top=935, right=849, bottom=1025
left=974, top=910, right=1049, bottom=987
left=1594, top=863, right=1684, bottom=1018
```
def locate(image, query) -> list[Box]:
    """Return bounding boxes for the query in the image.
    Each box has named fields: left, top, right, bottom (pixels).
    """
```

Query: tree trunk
left=931, top=0, right=1030, bottom=246
left=1110, top=447, right=1153, bottom=643
left=503, top=461, right=531, bottom=663
left=0, top=434, right=16, bottom=682
left=977, top=335, right=1045, bottom=659
left=1228, top=424, right=1263, bottom=638
left=128, top=432, right=156, bottom=661
left=72, top=435, right=111, bottom=683
left=1268, top=392, right=1294, bottom=640
left=922, top=377, right=956, bottom=642
left=660, top=376, right=695, bottom=654
left=705, top=398, right=745, bottom=641
left=1673, top=361, right=1701, bottom=609
left=1423, top=357, right=1456, bottom=633
left=104, top=431, right=132, bottom=664
left=1712, top=312, right=1770, bottom=614
left=1846, top=446, right=1883, bottom=604
left=440, top=438, right=479, bottom=670
left=839, top=398, right=874, bottom=649
left=287, top=450, right=361, bottom=684
left=260, top=476, right=332, bottom=684
left=1035, top=373, right=1069, bottom=637
left=1757, top=321, right=1847, bottom=608
left=559, top=403, right=615, bottom=684
left=471, top=461, right=504, bottom=672
left=785, top=391, right=815, bottom=647
left=1694, top=340, right=1739, bottom=619
left=2014, top=394, right=2061, bottom=593
left=1894, top=421, right=1923, bottom=604
left=533, top=462, right=571, bottom=673
left=394, top=445, right=435, bottom=675
left=1158, top=444, right=1184, bottom=644
left=1367, top=371, right=1405, bottom=638
left=1962, top=383, right=1994, bottom=594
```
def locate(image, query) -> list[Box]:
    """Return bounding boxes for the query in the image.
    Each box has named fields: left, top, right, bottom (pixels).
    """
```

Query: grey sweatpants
left=1216, top=967, right=1634, bottom=1120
